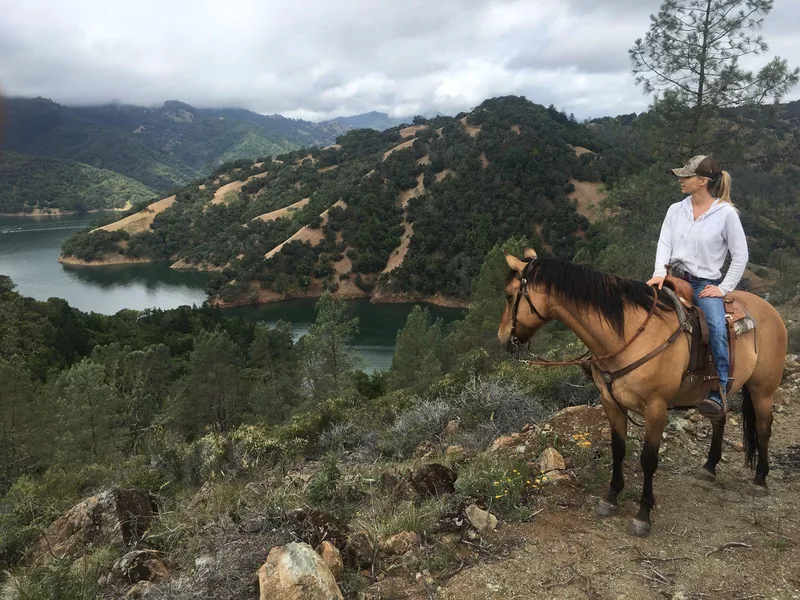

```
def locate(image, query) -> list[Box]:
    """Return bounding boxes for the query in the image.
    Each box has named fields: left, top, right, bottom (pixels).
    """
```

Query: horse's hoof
left=596, top=500, right=620, bottom=517
left=749, top=483, right=769, bottom=497
left=627, top=519, right=651, bottom=537
left=694, top=468, right=716, bottom=482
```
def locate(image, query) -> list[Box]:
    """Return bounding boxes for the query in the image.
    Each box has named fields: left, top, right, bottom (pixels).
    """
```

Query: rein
left=509, top=262, right=691, bottom=427
left=510, top=263, right=660, bottom=368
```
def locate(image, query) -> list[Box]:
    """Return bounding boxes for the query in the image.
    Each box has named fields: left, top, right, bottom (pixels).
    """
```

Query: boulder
left=258, top=543, right=343, bottom=600
left=538, top=448, right=566, bottom=473
left=490, top=434, right=520, bottom=452
left=379, top=532, right=421, bottom=557
left=465, top=505, right=498, bottom=534
left=27, top=488, right=156, bottom=566
left=445, top=445, right=464, bottom=458
left=317, top=541, right=343, bottom=581
left=410, top=463, right=457, bottom=497
left=111, top=549, right=169, bottom=584
left=443, top=419, right=460, bottom=437
left=345, top=531, right=376, bottom=568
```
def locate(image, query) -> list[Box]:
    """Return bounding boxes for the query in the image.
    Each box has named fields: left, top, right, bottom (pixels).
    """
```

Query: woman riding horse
left=498, top=161, right=786, bottom=536
left=647, top=156, right=748, bottom=419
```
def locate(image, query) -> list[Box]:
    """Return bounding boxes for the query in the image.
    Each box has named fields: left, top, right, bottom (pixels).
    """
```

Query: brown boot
left=698, top=393, right=724, bottom=418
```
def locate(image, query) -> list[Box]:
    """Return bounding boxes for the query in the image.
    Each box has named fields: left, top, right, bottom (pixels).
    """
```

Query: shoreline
left=59, top=255, right=155, bottom=267
left=57, top=255, right=469, bottom=309
left=212, top=287, right=468, bottom=310
left=2, top=207, right=129, bottom=217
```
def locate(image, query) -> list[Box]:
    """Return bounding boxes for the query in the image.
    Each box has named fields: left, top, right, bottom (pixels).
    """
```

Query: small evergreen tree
left=630, top=0, right=798, bottom=152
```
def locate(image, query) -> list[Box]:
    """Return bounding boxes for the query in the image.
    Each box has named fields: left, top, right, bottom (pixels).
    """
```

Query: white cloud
left=0, top=0, right=797, bottom=121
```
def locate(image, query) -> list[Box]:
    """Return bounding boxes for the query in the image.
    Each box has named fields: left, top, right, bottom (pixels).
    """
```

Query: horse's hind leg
left=697, top=414, right=726, bottom=481
left=596, top=400, right=628, bottom=517
left=743, top=384, right=773, bottom=495
left=629, top=400, right=668, bottom=537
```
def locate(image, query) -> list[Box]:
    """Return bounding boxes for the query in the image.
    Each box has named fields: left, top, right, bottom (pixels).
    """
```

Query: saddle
left=663, top=276, right=756, bottom=398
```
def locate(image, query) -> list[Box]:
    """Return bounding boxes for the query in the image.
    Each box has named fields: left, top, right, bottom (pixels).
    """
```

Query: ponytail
left=718, top=170, right=732, bottom=203
left=709, top=169, right=733, bottom=204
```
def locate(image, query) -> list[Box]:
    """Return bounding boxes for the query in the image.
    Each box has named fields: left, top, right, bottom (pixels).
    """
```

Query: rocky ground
left=438, top=397, right=800, bottom=600
left=7, top=371, right=800, bottom=600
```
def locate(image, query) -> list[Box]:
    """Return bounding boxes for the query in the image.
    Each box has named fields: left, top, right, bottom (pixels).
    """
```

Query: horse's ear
left=523, top=247, right=537, bottom=260
left=504, top=251, right=526, bottom=274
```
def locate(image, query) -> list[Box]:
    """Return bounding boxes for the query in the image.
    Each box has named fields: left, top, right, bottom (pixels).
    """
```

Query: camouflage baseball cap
left=670, top=155, right=721, bottom=179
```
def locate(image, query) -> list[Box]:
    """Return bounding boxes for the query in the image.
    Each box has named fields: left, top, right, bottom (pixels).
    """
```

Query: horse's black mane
left=510, top=258, right=673, bottom=336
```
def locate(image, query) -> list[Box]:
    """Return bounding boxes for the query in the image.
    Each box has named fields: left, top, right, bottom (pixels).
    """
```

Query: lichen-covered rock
left=345, top=531, right=376, bottom=568
left=27, top=488, right=156, bottom=566
left=443, top=419, right=460, bottom=437
left=538, top=447, right=566, bottom=473
left=410, top=463, right=457, bottom=497
left=258, top=542, right=343, bottom=600
left=379, top=531, right=421, bottom=557
left=317, top=541, right=343, bottom=581
left=111, top=549, right=170, bottom=584
left=465, top=505, right=498, bottom=534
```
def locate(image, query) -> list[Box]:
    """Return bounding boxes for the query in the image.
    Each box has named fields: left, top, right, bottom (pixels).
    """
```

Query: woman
left=646, top=155, right=748, bottom=418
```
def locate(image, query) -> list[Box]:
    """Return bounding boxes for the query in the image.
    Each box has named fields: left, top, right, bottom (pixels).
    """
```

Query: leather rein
left=509, top=261, right=692, bottom=426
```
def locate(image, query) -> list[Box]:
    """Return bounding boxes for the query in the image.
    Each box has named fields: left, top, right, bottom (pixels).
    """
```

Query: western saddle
left=662, top=275, right=756, bottom=401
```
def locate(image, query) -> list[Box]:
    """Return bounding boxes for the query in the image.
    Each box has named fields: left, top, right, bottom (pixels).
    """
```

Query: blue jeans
left=690, top=279, right=728, bottom=399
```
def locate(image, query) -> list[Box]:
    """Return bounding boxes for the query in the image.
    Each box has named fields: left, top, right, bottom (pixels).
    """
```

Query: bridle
left=508, top=261, right=548, bottom=357
left=506, top=260, right=691, bottom=427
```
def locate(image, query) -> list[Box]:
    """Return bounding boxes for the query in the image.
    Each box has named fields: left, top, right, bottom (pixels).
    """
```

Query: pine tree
left=630, top=0, right=798, bottom=152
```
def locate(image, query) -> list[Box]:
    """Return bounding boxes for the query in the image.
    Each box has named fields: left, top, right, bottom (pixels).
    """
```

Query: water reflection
left=0, top=213, right=466, bottom=370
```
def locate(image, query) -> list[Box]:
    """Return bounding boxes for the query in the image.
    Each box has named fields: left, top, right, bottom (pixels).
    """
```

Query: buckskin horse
left=498, top=248, right=787, bottom=537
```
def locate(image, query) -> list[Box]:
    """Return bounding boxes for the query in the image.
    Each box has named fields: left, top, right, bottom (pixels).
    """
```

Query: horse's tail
left=741, top=385, right=758, bottom=470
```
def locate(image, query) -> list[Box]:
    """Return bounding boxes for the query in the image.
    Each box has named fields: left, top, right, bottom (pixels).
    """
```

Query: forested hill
left=0, top=98, right=401, bottom=213
left=60, top=96, right=611, bottom=304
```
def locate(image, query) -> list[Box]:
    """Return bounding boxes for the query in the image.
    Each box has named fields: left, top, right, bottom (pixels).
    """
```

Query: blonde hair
left=709, top=170, right=733, bottom=204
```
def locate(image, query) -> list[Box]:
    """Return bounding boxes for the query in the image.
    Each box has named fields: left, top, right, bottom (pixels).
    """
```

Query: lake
left=0, top=213, right=466, bottom=370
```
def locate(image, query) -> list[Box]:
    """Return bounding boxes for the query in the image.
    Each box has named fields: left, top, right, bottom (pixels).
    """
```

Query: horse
left=498, top=248, right=787, bottom=537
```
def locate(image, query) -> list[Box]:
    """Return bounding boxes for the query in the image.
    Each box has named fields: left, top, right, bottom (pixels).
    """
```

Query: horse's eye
left=505, top=294, right=513, bottom=301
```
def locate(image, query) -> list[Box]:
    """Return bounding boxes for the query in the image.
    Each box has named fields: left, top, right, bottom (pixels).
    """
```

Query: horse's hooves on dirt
left=627, top=519, right=651, bottom=537
left=749, top=483, right=769, bottom=497
left=595, top=500, right=620, bottom=517
left=694, top=468, right=716, bottom=482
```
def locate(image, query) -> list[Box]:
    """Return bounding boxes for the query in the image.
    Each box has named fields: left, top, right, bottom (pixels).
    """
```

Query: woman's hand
left=646, top=276, right=665, bottom=290
left=699, top=285, right=723, bottom=298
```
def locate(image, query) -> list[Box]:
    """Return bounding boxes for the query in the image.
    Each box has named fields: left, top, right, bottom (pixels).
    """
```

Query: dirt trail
left=93, top=195, right=176, bottom=235
left=569, top=179, right=605, bottom=224
left=460, top=116, right=482, bottom=137
left=400, top=124, right=428, bottom=138
left=211, top=172, right=268, bottom=205
left=383, top=174, right=425, bottom=274
left=264, top=200, right=346, bottom=259
left=252, top=198, right=310, bottom=223
left=439, top=400, right=800, bottom=600
left=383, top=139, right=416, bottom=161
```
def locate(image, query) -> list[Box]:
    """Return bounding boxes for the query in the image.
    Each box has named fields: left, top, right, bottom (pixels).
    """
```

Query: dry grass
left=94, top=195, right=177, bottom=235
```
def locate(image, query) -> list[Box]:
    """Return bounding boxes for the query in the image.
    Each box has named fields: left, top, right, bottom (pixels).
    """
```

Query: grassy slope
left=0, top=152, right=157, bottom=213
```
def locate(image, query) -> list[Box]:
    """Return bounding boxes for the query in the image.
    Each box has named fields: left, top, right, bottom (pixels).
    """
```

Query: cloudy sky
left=1, top=0, right=798, bottom=121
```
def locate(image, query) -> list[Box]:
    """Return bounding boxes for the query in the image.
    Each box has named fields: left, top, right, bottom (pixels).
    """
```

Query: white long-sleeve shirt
left=652, top=197, right=749, bottom=295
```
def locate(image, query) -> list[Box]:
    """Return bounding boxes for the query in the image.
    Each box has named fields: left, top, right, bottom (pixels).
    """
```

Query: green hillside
left=4, top=98, right=201, bottom=191
left=0, top=152, right=156, bottom=214
left=61, top=94, right=800, bottom=306
left=61, top=96, right=606, bottom=303
left=2, top=98, right=416, bottom=213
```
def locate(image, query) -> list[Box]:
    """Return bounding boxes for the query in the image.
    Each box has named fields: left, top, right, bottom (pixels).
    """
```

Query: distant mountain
left=321, top=111, right=408, bottom=133
left=0, top=152, right=156, bottom=214
left=4, top=98, right=201, bottom=192
left=1, top=98, right=438, bottom=214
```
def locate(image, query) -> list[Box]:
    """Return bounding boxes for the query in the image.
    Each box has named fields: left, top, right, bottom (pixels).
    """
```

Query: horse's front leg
left=597, top=398, right=628, bottom=517
left=629, top=400, right=668, bottom=537
left=696, top=414, right=726, bottom=481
